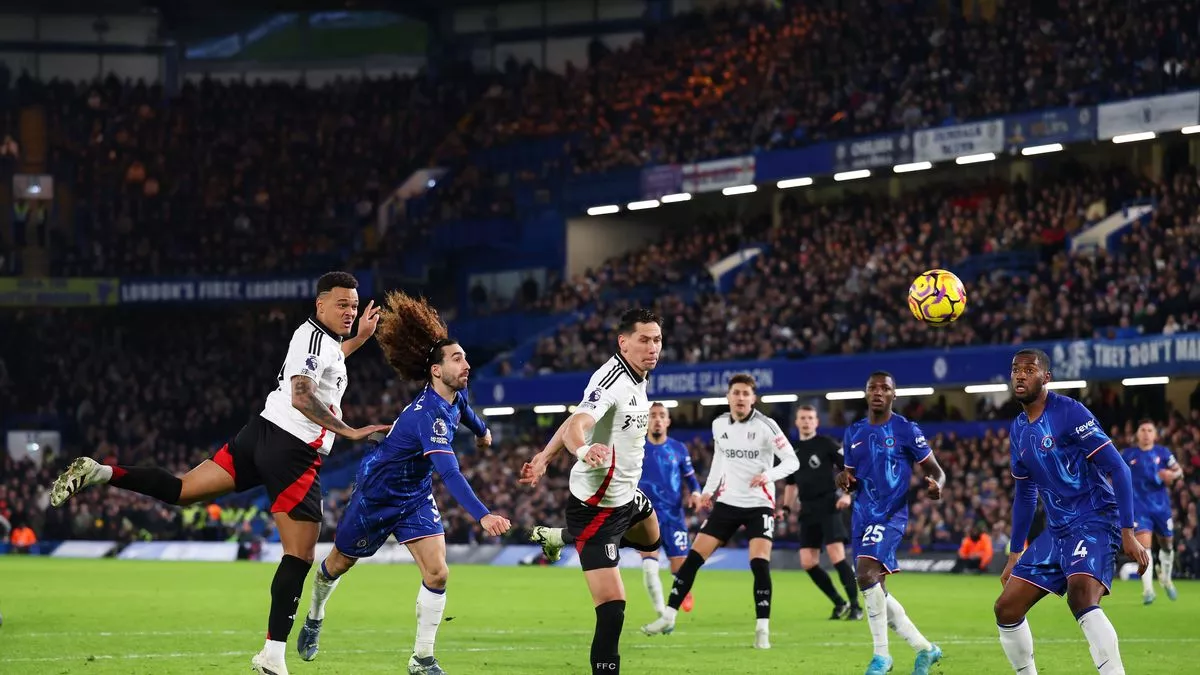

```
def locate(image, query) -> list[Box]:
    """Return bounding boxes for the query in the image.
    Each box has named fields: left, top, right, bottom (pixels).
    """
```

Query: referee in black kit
left=780, top=405, right=862, bottom=620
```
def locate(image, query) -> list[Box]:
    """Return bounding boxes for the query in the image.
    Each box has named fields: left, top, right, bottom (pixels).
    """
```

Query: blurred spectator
left=952, top=521, right=994, bottom=573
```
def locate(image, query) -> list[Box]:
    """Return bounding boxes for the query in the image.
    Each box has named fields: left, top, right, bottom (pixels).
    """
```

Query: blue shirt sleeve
left=676, top=441, right=702, bottom=493
left=842, top=427, right=856, bottom=469
left=428, top=452, right=491, bottom=521
left=1010, top=474, right=1038, bottom=554
left=907, top=422, right=933, bottom=464
left=1091, top=444, right=1137, bottom=530
left=417, top=412, right=454, bottom=455
left=1010, top=429, right=1030, bottom=479
left=456, top=394, right=489, bottom=438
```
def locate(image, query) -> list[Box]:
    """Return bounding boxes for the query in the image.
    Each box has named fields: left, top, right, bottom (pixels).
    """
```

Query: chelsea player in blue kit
left=835, top=372, right=946, bottom=675
left=637, top=402, right=703, bottom=617
left=295, top=292, right=511, bottom=675
left=993, top=349, right=1149, bottom=675
left=1121, top=419, right=1182, bottom=604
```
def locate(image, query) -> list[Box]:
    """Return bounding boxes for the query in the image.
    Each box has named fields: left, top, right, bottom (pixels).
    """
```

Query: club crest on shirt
left=884, top=437, right=895, bottom=447
left=1041, top=435, right=1055, bottom=450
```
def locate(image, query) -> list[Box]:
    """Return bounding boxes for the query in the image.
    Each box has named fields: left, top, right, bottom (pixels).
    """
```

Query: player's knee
left=993, top=596, right=1023, bottom=625
left=855, top=569, right=879, bottom=590
left=750, top=557, right=771, bottom=582
left=1065, top=582, right=1099, bottom=615
left=423, top=564, right=449, bottom=590
left=799, top=549, right=818, bottom=569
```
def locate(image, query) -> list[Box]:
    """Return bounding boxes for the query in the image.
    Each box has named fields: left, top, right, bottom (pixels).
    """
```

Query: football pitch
left=0, top=558, right=1194, bottom=674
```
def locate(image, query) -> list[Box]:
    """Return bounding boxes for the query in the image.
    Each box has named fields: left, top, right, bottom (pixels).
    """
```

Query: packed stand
left=523, top=165, right=1200, bottom=374
left=449, top=0, right=1200, bottom=177
left=37, top=72, right=482, bottom=276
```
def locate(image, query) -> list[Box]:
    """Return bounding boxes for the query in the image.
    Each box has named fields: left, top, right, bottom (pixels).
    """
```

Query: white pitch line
left=2, top=636, right=1197, bottom=663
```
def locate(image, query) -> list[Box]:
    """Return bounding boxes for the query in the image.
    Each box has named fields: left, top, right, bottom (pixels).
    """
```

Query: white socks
left=307, top=564, right=341, bottom=621
left=756, top=618, right=769, bottom=632
left=863, top=584, right=889, bottom=657
left=998, top=619, right=1037, bottom=673
left=642, top=558, right=665, bottom=615
left=1077, top=607, right=1124, bottom=675
left=414, top=583, right=447, bottom=658
left=1141, top=562, right=1155, bottom=594
left=1159, top=549, right=1175, bottom=586
left=886, top=593, right=932, bottom=652
left=262, top=639, right=286, bottom=663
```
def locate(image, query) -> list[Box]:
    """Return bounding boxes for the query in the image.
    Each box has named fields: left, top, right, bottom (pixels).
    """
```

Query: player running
left=48, top=271, right=391, bottom=675
left=993, top=349, right=1150, bottom=675
left=1121, top=419, right=1182, bottom=604
left=518, top=308, right=664, bottom=675
left=295, top=291, right=510, bottom=675
left=781, top=405, right=861, bottom=620
left=835, top=371, right=945, bottom=675
left=637, top=402, right=702, bottom=617
left=642, top=374, right=800, bottom=649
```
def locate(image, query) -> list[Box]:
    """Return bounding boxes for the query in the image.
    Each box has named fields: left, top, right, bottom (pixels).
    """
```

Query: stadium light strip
left=532, top=404, right=568, bottom=414
left=722, top=184, right=757, bottom=196
left=1183, top=125, right=1200, bottom=135
left=627, top=199, right=660, bottom=210
left=586, top=204, right=620, bottom=216
left=482, top=407, right=515, bottom=416
left=1021, top=143, right=1063, bottom=156
left=893, top=161, right=932, bottom=173
left=760, top=394, right=799, bottom=403
left=895, top=387, right=935, bottom=397
left=956, top=152, right=996, bottom=165
left=964, top=383, right=1009, bottom=394
left=660, top=192, right=692, bottom=203
left=1122, top=376, right=1169, bottom=386
left=777, top=177, right=814, bottom=189
left=655, top=400, right=680, bottom=408
left=834, top=169, right=871, bottom=181
left=1044, top=380, right=1087, bottom=390
left=825, top=390, right=865, bottom=400
left=699, top=397, right=727, bottom=406
left=1112, top=131, right=1155, bottom=144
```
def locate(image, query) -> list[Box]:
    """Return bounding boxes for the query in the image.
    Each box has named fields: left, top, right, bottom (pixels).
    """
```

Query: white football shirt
left=704, top=410, right=800, bottom=509
left=568, top=353, right=650, bottom=509
left=260, top=316, right=349, bottom=455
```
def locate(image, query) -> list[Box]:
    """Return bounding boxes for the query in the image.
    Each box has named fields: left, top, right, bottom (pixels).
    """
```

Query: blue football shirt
left=638, top=437, right=698, bottom=515
left=843, top=413, right=932, bottom=526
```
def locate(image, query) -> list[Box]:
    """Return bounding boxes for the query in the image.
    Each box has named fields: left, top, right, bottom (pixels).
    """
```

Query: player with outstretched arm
left=993, top=349, right=1149, bottom=675
left=641, top=374, right=799, bottom=649
left=835, top=371, right=945, bottom=675
left=295, top=291, right=510, bottom=675
left=518, top=308, right=664, bottom=675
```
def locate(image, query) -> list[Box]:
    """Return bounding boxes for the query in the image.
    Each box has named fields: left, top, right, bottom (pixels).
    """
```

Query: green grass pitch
left=0, top=558, right=1193, bottom=674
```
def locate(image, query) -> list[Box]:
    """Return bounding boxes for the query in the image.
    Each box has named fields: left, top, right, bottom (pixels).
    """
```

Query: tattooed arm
left=290, top=376, right=388, bottom=441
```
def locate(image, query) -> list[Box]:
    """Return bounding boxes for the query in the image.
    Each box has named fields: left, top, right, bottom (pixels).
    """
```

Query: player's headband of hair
left=427, top=338, right=454, bottom=367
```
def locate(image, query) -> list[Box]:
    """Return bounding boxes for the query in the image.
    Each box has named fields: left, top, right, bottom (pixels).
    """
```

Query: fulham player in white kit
left=642, top=373, right=799, bottom=648
left=48, top=272, right=391, bottom=675
left=519, top=308, right=664, bottom=675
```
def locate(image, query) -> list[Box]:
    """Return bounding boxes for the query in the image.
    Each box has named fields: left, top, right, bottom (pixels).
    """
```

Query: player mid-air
left=637, top=402, right=703, bottom=617
left=642, top=374, right=800, bottom=649
left=295, top=291, right=510, bottom=675
left=993, top=349, right=1149, bottom=675
left=47, top=271, right=392, bottom=675
left=835, top=371, right=945, bottom=675
left=518, top=308, right=664, bottom=675
left=1121, top=418, right=1182, bottom=604
left=782, top=405, right=861, bottom=620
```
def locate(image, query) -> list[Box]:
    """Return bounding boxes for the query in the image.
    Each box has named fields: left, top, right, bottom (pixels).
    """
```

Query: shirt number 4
left=1073, top=539, right=1088, bottom=558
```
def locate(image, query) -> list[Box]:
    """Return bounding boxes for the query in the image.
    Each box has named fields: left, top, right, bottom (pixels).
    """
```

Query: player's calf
left=591, top=599, right=625, bottom=675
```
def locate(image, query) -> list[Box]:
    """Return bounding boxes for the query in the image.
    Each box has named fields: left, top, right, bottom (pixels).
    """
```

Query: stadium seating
left=518, top=166, right=1200, bottom=374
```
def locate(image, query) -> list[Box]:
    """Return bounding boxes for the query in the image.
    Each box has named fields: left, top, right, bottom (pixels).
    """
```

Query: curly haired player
left=296, top=290, right=509, bottom=675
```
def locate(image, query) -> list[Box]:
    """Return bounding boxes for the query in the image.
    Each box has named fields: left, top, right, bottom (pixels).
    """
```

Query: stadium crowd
left=523, top=165, right=1200, bottom=373
left=451, top=0, right=1200, bottom=176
